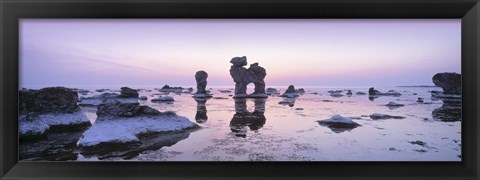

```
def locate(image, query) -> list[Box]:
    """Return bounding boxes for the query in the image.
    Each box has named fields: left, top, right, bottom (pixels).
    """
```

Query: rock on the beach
left=346, top=90, right=353, bottom=96
left=432, top=72, right=461, bottom=94
left=118, top=87, right=139, bottom=98
left=139, top=96, right=148, bottom=100
left=151, top=96, right=174, bottom=102
left=317, top=115, right=361, bottom=133
left=158, top=85, right=184, bottom=93
left=417, top=98, right=424, bottom=103
left=369, top=113, right=405, bottom=120
left=19, top=87, right=91, bottom=138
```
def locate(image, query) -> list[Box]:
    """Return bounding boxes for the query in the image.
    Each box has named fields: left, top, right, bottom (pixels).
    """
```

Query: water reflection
left=20, top=131, right=85, bottom=161
left=230, top=98, right=267, bottom=138
left=431, top=99, right=461, bottom=122
left=194, top=98, right=208, bottom=123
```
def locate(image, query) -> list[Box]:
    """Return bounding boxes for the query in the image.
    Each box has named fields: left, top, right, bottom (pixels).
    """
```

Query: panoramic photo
left=19, top=19, right=461, bottom=161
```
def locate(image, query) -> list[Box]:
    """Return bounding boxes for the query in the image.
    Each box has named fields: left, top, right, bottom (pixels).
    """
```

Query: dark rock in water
left=370, top=113, right=405, bottom=120
left=278, top=98, right=296, bottom=107
left=229, top=56, right=268, bottom=98
left=96, top=89, right=109, bottom=93
left=432, top=72, right=461, bottom=94
left=230, top=99, right=266, bottom=137
left=409, top=140, right=427, bottom=147
left=285, top=85, right=296, bottom=93
left=317, top=115, right=361, bottom=133
left=417, top=98, right=424, bottom=103
left=266, top=88, right=279, bottom=95
left=158, top=85, right=184, bottom=93
left=96, top=101, right=164, bottom=119
left=281, top=85, right=300, bottom=98
left=385, top=102, right=405, bottom=110
left=346, top=90, right=353, bottom=96
left=296, top=88, right=306, bottom=94
left=118, top=87, right=139, bottom=98
left=368, top=87, right=401, bottom=96
left=20, top=87, right=80, bottom=114
left=356, top=91, right=367, bottom=95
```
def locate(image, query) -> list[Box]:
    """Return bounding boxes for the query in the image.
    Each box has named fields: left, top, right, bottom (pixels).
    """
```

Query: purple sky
left=20, top=19, right=461, bottom=88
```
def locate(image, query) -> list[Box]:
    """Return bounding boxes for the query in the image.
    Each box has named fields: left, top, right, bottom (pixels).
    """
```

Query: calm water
left=20, top=86, right=461, bottom=161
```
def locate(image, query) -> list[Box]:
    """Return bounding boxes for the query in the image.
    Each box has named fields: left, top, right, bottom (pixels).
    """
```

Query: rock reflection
left=230, top=99, right=266, bottom=138
left=20, top=131, right=84, bottom=161
left=432, top=99, right=461, bottom=122
left=194, top=98, right=209, bottom=123
left=79, top=131, right=191, bottom=160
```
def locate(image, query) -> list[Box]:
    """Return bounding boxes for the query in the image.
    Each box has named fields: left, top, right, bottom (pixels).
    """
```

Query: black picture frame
left=1, top=0, right=479, bottom=179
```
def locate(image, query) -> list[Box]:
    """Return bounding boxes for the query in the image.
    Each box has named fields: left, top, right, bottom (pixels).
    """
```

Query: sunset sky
left=20, top=19, right=461, bottom=88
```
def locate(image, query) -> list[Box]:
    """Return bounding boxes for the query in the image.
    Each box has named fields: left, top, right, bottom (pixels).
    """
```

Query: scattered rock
left=158, top=85, right=184, bottom=93
left=266, top=88, right=280, bottom=95
left=151, top=96, right=174, bottom=102
left=417, top=98, right=424, bottom=103
left=317, top=115, right=361, bottom=133
left=281, top=85, right=300, bottom=97
left=118, top=87, right=139, bottom=98
left=368, top=87, right=401, bottom=96
left=279, top=98, right=296, bottom=107
left=385, top=101, right=405, bottom=109
left=346, top=90, right=353, bottom=96
left=369, top=113, right=405, bottom=120
left=139, top=96, right=148, bottom=100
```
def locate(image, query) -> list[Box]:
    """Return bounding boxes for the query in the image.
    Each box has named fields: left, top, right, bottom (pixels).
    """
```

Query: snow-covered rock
left=151, top=96, right=174, bottom=102
left=317, top=115, right=361, bottom=133
left=19, top=87, right=91, bottom=138
left=369, top=113, right=405, bottom=120
left=78, top=101, right=198, bottom=149
left=19, top=111, right=90, bottom=137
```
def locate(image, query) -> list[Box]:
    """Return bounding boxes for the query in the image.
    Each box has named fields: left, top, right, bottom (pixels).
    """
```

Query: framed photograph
left=1, top=0, right=479, bottom=179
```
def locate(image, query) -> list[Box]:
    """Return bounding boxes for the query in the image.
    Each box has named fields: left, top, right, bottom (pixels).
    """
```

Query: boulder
left=432, top=72, right=461, bottom=94
left=19, top=87, right=91, bottom=139
left=151, top=96, right=174, bottom=102
left=369, top=113, right=405, bottom=120
left=368, top=87, right=401, bottom=96
left=281, top=85, right=299, bottom=97
left=317, top=115, right=361, bottom=133
left=118, top=87, right=139, bottom=98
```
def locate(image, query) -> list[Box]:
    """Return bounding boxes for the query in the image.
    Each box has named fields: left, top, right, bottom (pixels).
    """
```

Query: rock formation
left=280, top=85, right=300, bottom=98
left=193, top=70, right=213, bottom=98
left=118, top=87, right=139, bottom=98
left=432, top=72, right=461, bottom=94
left=229, top=56, right=267, bottom=98
left=431, top=72, right=462, bottom=122
left=368, top=87, right=401, bottom=96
